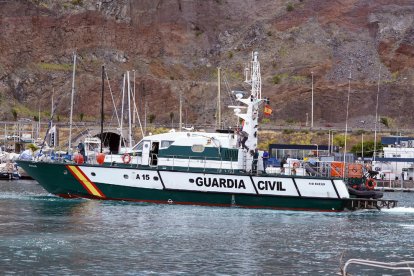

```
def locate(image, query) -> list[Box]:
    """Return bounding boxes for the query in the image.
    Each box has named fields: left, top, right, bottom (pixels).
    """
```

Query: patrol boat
left=16, top=52, right=397, bottom=211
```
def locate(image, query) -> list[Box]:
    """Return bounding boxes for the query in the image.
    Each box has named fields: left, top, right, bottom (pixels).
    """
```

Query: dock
left=375, top=180, right=414, bottom=192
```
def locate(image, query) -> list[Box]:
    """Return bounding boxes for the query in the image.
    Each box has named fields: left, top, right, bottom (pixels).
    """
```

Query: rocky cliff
left=0, top=0, right=413, bottom=128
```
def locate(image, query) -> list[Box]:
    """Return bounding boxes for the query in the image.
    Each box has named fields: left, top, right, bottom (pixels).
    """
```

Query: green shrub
left=149, top=114, right=156, bottom=123
left=71, top=0, right=83, bottom=6
left=380, top=117, right=389, bottom=128
left=286, top=3, right=294, bottom=12
left=195, top=30, right=203, bottom=37
left=272, top=75, right=281, bottom=84
left=283, top=129, right=294, bottom=134
left=11, top=109, right=17, bottom=121
left=350, top=141, right=383, bottom=157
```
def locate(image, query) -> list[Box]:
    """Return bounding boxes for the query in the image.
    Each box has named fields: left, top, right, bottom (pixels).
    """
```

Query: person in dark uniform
left=252, top=148, right=259, bottom=174
left=237, top=130, right=249, bottom=151
left=280, top=155, right=287, bottom=173
left=77, top=142, right=86, bottom=162
left=262, top=150, right=269, bottom=171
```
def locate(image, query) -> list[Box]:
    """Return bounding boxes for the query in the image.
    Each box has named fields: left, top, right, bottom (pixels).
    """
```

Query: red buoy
left=74, top=154, right=84, bottom=164
left=96, top=153, right=105, bottom=165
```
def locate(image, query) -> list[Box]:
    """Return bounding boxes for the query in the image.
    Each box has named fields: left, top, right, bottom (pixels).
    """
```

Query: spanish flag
left=264, top=104, right=272, bottom=116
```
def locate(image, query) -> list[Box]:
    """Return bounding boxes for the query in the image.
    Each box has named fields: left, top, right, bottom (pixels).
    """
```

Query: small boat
left=16, top=52, right=397, bottom=211
left=0, top=161, right=21, bottom=180
left=347, top=187, right=383, bottom=199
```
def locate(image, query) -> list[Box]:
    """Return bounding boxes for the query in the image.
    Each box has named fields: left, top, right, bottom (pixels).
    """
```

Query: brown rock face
left=0, top=0, right=413, bottom=128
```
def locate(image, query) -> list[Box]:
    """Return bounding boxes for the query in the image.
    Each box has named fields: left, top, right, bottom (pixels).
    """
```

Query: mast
left=179, top=92, right=182, bottom=131
left=217, top=67, right=221, bottom=129
left=144, top=101, right=147, bottom=135
left=311, top=71, right=314, bottom=128
left=343, top=62, right=352, bottom=176
left=130, top=77, right=145, bottom=138
left=119, top=74, right=126, bottom=152
left=127, top=71, right=132, bottom=148
left=234, top=51, right=262, bottom=151
left=100, top=65, right=104, bottom=153
left=373, top=65, right=381, bottom=162
left=37, top=105, right=41, bottom=140
left=132, top=70, right=136, bottom=125
left=68, top=52, right=77, bottom=152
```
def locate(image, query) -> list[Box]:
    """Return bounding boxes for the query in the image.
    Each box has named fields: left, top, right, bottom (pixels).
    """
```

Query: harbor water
left=1, top=180, right=413, bottom=275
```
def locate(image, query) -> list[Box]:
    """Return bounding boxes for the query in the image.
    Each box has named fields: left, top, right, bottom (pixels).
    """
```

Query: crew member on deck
left=262, top=150, right=269, bottom=171
left=252, top=148, right=259, bottom=174
left=237, top=130, right=249, bottom=151
left=78, top=142, right=86, bottom=162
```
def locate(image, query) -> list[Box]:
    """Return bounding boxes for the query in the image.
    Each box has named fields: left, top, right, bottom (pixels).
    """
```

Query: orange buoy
left=96, top=153, right=105, bottom=165
left=74, top=154, right=84, bottom=164
left=122, top=153, right=131, bottom=164
left=365, top=178, right=377, bottom=190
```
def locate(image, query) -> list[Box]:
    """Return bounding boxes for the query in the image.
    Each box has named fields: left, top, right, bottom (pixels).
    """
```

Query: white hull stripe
left=75, top=166, right=349, bottom=199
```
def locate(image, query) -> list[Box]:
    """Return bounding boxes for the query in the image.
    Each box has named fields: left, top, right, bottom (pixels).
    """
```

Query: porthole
left=91, top=172, right=96, bottom=176
left=123, top=174, right=129, bottom=179
left=191, top=144, right=205, bottom=153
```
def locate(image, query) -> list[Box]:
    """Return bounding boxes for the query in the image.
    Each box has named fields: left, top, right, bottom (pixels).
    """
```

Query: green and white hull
left=19, top=52, right=397, bottom=212
left=17, top=160, right=349, bottom=212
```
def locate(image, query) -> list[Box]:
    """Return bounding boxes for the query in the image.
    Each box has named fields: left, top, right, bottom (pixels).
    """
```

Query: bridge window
left=132, top=141, right=145, bottom=151
left=191, top=144, right=205, bottom=153
left=161, top=140, right=174, bottom=149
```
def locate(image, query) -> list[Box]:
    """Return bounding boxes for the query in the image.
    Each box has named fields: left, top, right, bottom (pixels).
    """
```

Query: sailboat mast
left=68, top=52, right=77, bottom=152
left=119, top=74, right=126, bottom=152
left=179, top=92, right=182, bottom=131
left=217, top=67, right=221, bottom=129
left=373, top=65, right=381, bottom=162
left=100, top=65, right=105, bottom=153
left=127, top=71, right=132, bottom=148
left=343, top=63, right=352, bottom=176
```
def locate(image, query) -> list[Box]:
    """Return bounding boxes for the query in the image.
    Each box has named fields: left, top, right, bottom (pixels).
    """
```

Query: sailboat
left=16, top=52, right=397, bottom=211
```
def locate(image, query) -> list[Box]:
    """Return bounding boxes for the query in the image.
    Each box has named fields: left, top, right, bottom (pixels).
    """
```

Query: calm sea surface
left=0, top=180, right=413, bottom=275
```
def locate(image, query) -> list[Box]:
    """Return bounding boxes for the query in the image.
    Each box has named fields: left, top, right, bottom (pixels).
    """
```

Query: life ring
left=292, top=162, right=300, bottom=168
left=365, top=178, right=376, bottom=190
left=122, top=153, right=131, bottom=164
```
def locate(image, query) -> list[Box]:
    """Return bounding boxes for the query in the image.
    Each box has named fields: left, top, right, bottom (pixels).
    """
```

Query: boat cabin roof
left=132, top=131, right=236, bottom=151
